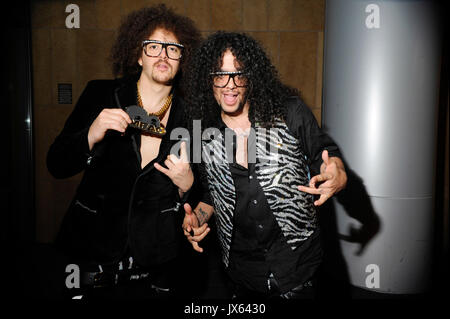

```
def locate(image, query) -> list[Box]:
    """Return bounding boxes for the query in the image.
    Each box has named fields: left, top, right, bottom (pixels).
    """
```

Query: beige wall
left=31, top=0, right=325, bottom=242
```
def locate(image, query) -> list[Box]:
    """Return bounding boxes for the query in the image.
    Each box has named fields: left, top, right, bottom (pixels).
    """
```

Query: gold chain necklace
left=136, top=81, right=173, bottom=118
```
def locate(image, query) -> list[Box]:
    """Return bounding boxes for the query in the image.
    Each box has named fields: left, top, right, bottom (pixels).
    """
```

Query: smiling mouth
left=223, top=92, right=239, bottom=105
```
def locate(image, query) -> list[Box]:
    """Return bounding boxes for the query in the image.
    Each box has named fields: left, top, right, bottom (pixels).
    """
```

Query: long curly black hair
left=110, top=4, right=201, bottom=89
left=184, top=31, right=299, bottom=128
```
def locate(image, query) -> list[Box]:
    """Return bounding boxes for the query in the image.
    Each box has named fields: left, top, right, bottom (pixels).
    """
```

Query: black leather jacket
left=47, top=78, right=189, bottom=267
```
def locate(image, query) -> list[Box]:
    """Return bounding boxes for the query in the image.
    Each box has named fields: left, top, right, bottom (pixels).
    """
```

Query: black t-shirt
left=226, top=133, right=322, bottom=294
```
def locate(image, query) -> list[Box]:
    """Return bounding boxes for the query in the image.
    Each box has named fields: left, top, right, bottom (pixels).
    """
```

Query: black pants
left=65, top=258, right=179, bottom=300
left=70, top=279, right=172, bottom=300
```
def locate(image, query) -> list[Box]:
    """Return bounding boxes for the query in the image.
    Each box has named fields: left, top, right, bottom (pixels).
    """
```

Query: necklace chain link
left=136, top=81, right=173, bottom=118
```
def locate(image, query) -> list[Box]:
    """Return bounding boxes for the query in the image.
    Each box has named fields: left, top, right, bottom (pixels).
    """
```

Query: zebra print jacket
left=199, top=96, right=342, bottom=267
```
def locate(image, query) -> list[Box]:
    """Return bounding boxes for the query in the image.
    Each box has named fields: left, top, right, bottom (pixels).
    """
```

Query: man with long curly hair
left=47, top=4, right=200, bottom=299
left=182, top=32, right=347, bottom=299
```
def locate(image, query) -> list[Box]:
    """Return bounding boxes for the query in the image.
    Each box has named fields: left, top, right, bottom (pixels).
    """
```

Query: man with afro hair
left=47, top=4, right=201, bottom=299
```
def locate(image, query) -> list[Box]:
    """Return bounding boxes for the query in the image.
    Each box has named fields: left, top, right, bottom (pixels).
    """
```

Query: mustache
left=154, top=59, right=171, bottom=67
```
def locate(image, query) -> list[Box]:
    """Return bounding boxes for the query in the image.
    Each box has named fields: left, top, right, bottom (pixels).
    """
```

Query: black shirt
left=225, top=130, right=322, bottom=294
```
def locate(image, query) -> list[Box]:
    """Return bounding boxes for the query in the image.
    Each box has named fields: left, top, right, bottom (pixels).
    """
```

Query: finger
left=183, top=230, right=204, bottom=252
left=183, top=204, right=199, bottom=231
left=113, top=109, right=133, bottom=124
left=179, top=141, right=189, bottom=163
left=316, top=179, right=334, bottom=190
left=154, top=162, right=171, bottom=177
left=118, top=109, right=132, bottom=123
left=183, top=216, right=195, bottom=231
left=310, top=174, right=326, bottom=184
left=314, top=193, right=331, bottom=206
left=192, top=241, right=203, bottom=253
left=106, top=108, right=133, bottom=124
left=191, top=225, right=209, bottom=241
left=164, top=158, right=176, bottom=170
left=103, top=110, right=131, bottom=127
left=166, top=153, right=177, bottom=164
left=322, top=149, right=330, bottom=165
left=183, top=228, right=193, bottom=237
left=102, top=118, right=129, bottom=133
left=167, top=153, right=181, bottom=164
left=106, top=121, right=127, bottom=133
left=191, top=227, right=210, bottom=242
left=183, top=218, right=196, bottom=232
left=184, top=203, right=193, bottom=215
left=298, top=185, right=322, bottom=195
left=182, top=225, right=195, bottom=237
left=309, top=173, right=333, bottom=186
left=190, top=223, right=209, bottom=237
left=183, top=223, right=196, bottom=237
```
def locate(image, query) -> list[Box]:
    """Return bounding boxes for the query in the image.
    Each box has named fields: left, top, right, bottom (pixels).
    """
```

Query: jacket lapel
left=113, top=78, right=143, bottom=167
left=114, top=78, right=138, bottom=110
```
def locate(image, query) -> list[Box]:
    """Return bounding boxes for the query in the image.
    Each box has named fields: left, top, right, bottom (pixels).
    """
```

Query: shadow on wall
left=317, top=163, right=381, bottom=299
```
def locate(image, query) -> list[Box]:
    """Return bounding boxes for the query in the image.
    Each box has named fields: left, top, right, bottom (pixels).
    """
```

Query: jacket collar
left=114, top=77, right=139, bottom=110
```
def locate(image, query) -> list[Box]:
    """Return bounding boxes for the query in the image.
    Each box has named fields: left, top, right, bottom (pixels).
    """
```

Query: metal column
left=322, top=0, right=441, bottom=294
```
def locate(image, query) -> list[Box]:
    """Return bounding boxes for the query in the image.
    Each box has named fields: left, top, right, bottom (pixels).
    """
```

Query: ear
left=138, top=56, right=143, bottom=67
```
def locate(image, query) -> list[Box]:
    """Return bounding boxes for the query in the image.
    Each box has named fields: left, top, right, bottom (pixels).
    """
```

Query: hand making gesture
left=154, top=141, right=194, bottom=195
left=298, top=150, right=347, bottom=206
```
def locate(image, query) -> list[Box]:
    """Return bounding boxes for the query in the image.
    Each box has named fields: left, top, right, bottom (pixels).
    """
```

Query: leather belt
left=267, top=273, right=314, bottom=298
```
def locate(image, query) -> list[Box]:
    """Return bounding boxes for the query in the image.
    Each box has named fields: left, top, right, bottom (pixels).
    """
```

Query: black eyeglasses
left=210, top=71, right=248, bottom=88
left=142, top=40, right=184, bottom=60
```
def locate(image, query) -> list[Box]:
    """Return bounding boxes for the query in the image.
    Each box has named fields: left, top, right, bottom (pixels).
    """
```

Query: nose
left=225, top=75, right=237, bottom=89
left=159, top=45, right=168, bottom=59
